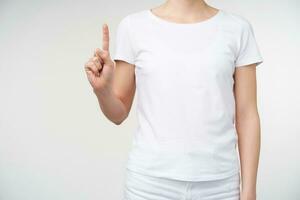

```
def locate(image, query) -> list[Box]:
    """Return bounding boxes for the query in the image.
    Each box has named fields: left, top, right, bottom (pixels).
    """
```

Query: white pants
left=123, top=169, right=240, bottom=200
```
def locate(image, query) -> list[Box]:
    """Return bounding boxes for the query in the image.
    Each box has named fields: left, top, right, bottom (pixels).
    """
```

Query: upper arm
left=112, top=15, right=137, bottom=115
left=233, top=64, right=258, bottom=118
left=112, top=60, right=136, bottom=115
left=233, top=18, right=263, bottom=118
left=234, top=18, right=263, bottom=68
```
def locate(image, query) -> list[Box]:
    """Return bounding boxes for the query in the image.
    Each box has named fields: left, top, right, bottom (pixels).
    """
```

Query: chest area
left=134, top=26, right=236, bottom=86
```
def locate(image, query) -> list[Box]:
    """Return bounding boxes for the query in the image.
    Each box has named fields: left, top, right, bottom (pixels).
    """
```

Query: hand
left=84, top=23, right=116, bottom=95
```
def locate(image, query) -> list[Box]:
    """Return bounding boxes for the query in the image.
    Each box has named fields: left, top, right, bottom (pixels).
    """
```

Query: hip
left=123, top=168, right=240, bottom=200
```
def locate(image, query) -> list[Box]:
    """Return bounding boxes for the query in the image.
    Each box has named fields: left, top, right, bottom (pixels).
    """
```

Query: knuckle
left=88, top=62, right=94, bottom=67
left=85, top=62, right=92, bottom=68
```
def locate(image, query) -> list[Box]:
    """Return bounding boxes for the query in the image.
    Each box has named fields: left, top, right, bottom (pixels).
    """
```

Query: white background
left=0, top=0, right=299, bottom=199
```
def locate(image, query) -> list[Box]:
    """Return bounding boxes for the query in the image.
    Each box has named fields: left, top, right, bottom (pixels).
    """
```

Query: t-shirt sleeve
left=235, top=20, right=263, bottom=67
left=113, top=16, right=135, bottom=65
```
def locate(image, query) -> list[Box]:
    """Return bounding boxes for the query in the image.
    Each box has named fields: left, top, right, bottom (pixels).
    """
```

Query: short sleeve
left=235, top=20, right=263, bottom=67
left=113, top=16, right=135, bottom=65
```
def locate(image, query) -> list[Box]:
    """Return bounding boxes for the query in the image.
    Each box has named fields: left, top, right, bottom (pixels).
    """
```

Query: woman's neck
left=165, top=0, right=208, bottom=13
left=152, top=0, right=218, bottom=23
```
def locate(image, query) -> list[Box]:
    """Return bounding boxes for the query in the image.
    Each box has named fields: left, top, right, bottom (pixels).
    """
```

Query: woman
left=84, top=0, right=263, bottom=199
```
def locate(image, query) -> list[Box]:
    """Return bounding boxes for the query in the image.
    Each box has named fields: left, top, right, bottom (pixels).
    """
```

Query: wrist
left=93, top=85, right=113, bottom=97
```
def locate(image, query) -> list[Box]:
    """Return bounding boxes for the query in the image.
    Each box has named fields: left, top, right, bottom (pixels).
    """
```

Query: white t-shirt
left=113, top=9, right=263, bottom=181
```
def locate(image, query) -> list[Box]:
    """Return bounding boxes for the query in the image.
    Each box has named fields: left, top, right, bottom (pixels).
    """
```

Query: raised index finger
left=102, top=23, right=109, bottom=51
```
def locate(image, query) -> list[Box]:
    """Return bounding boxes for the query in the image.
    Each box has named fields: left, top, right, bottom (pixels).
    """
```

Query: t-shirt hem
left=113, top=55, right=135, bottom=65
left=126, top=165, right=240, bottom=182
left=235, top=58, right=263, bottom=68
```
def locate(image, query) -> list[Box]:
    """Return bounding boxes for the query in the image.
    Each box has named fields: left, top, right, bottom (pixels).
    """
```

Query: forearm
left=93, top=86, right=128, bottom=125
left=236, top=109, right=261, bottom=196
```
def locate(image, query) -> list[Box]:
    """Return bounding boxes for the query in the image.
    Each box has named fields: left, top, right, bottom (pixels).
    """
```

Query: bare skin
left=234, top=64, right=261, bottom=200
left=84, top=0, right=260, bottom=199
left=84, top=24, right=135, bottom=125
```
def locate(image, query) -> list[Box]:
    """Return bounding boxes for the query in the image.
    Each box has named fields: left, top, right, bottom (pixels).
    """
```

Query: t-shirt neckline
left=147, top=8, right=223, bottom=26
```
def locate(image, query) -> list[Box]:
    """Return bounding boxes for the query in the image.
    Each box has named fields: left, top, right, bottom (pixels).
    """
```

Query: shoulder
left=220, top=10, right=254, bottom=32
left=117, top=10, right=149, bottom=26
